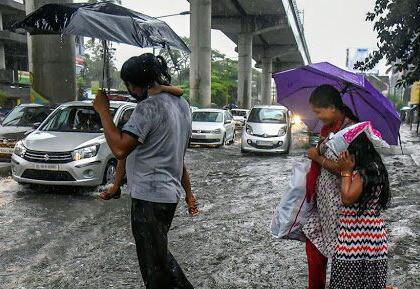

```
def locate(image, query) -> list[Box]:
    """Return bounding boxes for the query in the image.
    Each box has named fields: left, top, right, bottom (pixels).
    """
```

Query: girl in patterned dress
left=332, top=132, right=391, bottom=289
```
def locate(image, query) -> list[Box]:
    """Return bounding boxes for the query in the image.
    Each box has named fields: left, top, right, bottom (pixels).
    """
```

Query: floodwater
left=0, top=125, right=418, bottom=289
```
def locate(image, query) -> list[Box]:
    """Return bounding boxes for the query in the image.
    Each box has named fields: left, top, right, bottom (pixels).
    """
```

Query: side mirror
left=225, top=120, right=231, bottom=124
left=33, top=122, right=41, bottom=129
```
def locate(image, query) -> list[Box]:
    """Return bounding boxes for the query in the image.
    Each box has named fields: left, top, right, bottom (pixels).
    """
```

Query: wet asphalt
left=0, top=125, right=419, bottom=289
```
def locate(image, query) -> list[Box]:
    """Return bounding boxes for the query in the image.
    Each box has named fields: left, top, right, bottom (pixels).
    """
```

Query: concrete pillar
left=0, top=11, right=5, bottom=70
left=237, top=31, right=253, bottom=109
left=189, top=0, right=211, bottom=107
left=26, top=0, right=76, bottom=104
left=261, top=56, right=272, bottom=105
left=0, top=43, right=5, bottom=70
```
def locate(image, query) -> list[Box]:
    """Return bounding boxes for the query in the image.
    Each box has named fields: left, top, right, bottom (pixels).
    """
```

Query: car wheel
left=103, top=160, right=117, bottom=185
left=284, top=136, right=292, bottom=154
left=217, top=134, right=227, bottom=148
left=230, top=131, right=236, bottom=145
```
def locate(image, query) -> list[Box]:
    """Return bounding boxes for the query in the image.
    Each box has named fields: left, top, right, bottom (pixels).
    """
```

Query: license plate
left=34, top=164, right=59, bottom=171
left=0, top=147, right=14, bottom=154
left=257, top=140, right=273, bottom=146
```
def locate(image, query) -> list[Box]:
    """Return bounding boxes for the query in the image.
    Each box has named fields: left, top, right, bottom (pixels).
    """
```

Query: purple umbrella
left=273, top=62, right=401, bottom=145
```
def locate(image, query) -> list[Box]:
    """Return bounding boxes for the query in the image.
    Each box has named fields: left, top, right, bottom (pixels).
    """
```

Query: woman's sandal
left=99, top=187, right=122, bottom=200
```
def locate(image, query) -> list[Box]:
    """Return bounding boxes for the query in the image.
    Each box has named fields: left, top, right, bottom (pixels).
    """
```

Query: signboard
left=75, top=56, right=85, bottom=67
left=346, top=48, right=379, bottom=75
left=410, top=81, right=420, bottom=105
left=18, top=71, right=31, bottom=85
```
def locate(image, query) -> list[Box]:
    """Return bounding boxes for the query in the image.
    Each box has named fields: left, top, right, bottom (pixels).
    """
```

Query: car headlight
left=246, top=124, right=253, bottom=135
left=211, top=128, right=222, bottom=134
left=278, top=127, right=287, bottom=136
left=14, top=141, right=26, bottom=158
left=72, top=144, right=99, bottom=161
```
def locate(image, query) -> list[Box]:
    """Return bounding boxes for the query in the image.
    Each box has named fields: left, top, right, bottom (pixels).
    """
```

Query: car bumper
left=241, top=132, right=290, bottom=153
left=11, top=154, right=105, bottom=187
left=190, top=133, right=224, bottom=145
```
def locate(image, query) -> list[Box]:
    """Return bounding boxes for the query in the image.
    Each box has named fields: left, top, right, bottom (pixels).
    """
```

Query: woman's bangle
left=340, top=171, right=352, bottom=177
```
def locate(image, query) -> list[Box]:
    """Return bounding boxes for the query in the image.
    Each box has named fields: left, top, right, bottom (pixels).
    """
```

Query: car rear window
left=248, top=108, right=287, bottom=123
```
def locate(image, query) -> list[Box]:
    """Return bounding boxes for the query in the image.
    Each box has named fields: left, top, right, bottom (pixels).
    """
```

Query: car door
left=117, top=105, right=135, bottom=129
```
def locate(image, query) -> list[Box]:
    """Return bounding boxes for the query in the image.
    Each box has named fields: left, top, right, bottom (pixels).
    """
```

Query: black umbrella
left=13, top=2, right=190, bottom=52
left=13, top=2, right=190, bottom=88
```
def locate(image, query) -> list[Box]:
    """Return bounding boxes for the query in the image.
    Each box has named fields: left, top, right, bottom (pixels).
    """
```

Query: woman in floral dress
left=303, top=84, right=359, bottom=289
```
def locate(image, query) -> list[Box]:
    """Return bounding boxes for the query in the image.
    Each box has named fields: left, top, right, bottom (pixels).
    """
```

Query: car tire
left=103, top=160, right=117, bottom=185
left=284, top=135, right=292, bottom=154
left=217, top=134, right=226, bottom=148
left=230, top=131, right=236, bottom=145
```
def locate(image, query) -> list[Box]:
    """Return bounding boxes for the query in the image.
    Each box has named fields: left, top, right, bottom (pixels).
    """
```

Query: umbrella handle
left=101, top=40, right=108, bottom=90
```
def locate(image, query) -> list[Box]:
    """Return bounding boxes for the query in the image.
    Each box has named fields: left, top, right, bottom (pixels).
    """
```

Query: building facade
left=0, top=0, right=29, bottom=106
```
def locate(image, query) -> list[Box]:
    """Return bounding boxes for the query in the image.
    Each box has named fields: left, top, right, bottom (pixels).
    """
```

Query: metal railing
left=290, top=0, right=304, bottom=32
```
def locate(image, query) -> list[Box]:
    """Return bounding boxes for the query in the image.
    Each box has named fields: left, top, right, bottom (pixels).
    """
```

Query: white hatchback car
left=11, top=101, right=136, bottom=187
left=231, top=109, right=250, bottom=129
left=190, top=109, right=235, bottom=147
left=241, top=105, right=292, bottom=154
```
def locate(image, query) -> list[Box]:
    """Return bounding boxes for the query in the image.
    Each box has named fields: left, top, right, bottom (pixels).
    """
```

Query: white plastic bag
left=271, top=160, right=313, bottom=242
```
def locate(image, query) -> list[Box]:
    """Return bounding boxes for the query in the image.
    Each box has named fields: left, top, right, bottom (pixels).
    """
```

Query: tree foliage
left=355, top=0, right=420, bottom=87
left=159, top=38, right=241, bottom=108
left=81, top=39, right=122, bottom=91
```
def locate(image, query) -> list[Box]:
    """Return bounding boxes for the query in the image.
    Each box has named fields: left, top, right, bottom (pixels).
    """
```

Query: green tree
left=158, top=36, right=191, bottom=82
left=158, top=38, right=241, bottom=107
left=355, top=0, right=420, bottom=87
left=83, top=39, right=121, bottom=90
left=210, top=51, right=238, bottom=107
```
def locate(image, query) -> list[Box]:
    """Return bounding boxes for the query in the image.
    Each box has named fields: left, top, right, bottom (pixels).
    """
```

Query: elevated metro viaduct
left=188, top=0, right=311, bottom=108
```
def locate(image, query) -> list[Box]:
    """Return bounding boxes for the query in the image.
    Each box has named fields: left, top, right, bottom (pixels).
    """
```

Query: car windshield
left=192, top=111, right=223, bottom=123
left=248, top=108, right=287, bottom=123
left=40, top=106, right=116, bottom=133
left=231, top=110, right=247, bottom=117
left=2, top=106, right=52, bottom=127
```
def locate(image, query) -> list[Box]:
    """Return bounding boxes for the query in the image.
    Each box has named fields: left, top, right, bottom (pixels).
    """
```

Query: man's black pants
left=131, top=198, right=194, bottom=289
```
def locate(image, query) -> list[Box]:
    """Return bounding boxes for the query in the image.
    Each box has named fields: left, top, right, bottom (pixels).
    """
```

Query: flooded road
left=0, top=126, right=419, bottom=289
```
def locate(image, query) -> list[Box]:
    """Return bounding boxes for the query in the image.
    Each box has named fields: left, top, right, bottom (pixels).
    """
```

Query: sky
left=114, top=0, right=387, bottom=74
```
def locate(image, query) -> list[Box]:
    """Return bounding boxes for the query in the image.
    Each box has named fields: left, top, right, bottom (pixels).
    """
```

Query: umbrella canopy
left=12, top=2, right=190, bottom=52
left=273, top=62, right=401, bottom=145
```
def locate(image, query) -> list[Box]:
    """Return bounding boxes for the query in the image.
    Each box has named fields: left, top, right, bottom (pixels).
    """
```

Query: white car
left=190, top=106, right=199, bottom=113
left=11, top=100, right=136, bottom=187
left=241, top=105, right=292, bottom=154
left=231, top=109, right=250, bottom=128
left=190, top=109, right=235, bottom=147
